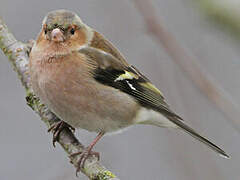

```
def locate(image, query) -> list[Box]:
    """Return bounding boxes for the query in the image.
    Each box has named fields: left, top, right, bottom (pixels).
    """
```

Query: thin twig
left=0, top=17, right=119, bottom=180
left=132, top=0, right=240, bottom=132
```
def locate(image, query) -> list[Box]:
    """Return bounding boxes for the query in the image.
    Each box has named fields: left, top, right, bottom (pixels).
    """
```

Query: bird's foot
left=48, top=121, right=75, bottom=147
left=70, top=147, right=100, bottom=176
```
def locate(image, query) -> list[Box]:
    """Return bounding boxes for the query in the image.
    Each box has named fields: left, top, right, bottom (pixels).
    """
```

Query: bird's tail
left=147, top=115, right=230, bottom=159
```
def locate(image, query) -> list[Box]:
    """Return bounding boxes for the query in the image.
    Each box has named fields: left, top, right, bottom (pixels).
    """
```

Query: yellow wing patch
left=114, top=71, right=138, bottom=82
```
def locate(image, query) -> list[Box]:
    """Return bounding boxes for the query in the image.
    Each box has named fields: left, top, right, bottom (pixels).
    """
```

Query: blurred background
left=0, top=0, right=239, bottom=179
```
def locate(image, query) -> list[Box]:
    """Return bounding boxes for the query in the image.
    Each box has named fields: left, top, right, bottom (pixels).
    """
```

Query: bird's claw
left=69, top=147, right=100, bottom=176
left=48, top=121, right=75, bottom=147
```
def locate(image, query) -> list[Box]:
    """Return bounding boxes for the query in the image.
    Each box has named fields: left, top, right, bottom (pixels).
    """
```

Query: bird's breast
left=30, top=51, right=139, bottom=133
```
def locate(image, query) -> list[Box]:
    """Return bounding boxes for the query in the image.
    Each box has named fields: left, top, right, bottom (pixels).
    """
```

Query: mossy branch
left=0, top=17, right=119, bottom=180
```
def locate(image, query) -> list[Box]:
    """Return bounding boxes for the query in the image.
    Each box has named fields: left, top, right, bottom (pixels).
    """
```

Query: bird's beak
left=51, top=28, right=64, bottom=42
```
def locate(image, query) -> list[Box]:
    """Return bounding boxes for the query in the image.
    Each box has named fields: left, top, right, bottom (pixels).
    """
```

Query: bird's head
left=35, top=9, right=93, bottom=53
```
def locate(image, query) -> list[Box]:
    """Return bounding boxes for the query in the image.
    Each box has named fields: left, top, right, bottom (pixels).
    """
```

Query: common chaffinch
left=29, top=9, right=229, bottom=173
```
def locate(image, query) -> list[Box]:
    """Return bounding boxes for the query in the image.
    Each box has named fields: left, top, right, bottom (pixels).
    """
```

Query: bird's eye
left=70, top=28, right=75, bottom=35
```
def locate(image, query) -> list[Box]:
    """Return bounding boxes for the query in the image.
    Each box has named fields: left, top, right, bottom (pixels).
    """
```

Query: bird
left=29, top=9, right=229, bottom=174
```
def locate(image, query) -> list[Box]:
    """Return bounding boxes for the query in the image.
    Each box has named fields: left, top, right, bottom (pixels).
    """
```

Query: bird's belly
left=37, top=78, right=139, bottom=133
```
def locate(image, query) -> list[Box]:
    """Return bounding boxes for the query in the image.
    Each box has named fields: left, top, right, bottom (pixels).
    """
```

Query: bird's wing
left=78, top=45, right=229, bottom=159
left=78, top=46, right=181, bottom=119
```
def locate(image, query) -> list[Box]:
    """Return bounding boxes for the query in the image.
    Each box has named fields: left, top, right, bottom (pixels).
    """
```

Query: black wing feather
left=94, top=65, right=182, bottom=119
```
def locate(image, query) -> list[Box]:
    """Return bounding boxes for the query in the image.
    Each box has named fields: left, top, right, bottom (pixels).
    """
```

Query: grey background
left=0, top=0, right=239, bottom=179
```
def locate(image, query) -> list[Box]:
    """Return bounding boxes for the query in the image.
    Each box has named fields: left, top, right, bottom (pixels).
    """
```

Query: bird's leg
left=70, top=132, right=105, bottom=175
left=48, top=121, right=75, bottom=147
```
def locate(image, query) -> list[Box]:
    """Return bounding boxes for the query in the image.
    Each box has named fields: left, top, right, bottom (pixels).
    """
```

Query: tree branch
left=132, top=0, right=240, bottom=132
left=0, top=17, right=119, bottom=180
